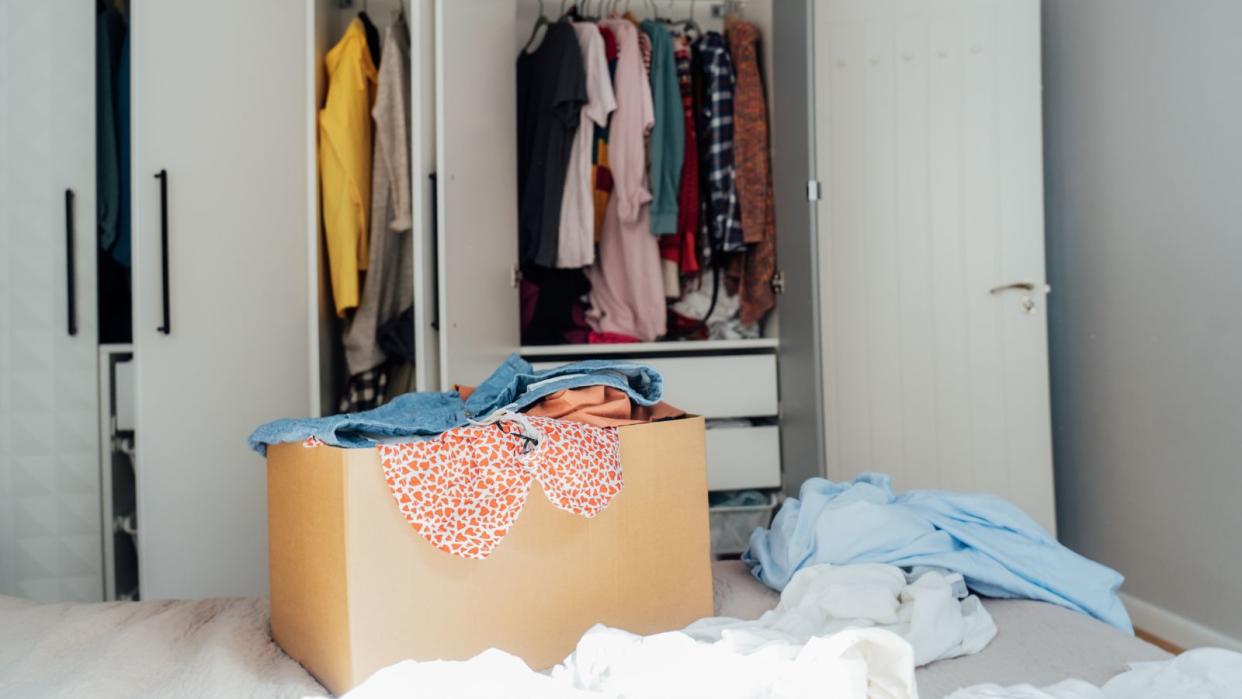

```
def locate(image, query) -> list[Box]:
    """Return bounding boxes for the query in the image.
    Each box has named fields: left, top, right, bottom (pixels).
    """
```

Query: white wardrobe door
left=434, top=0, right=520, bottom=388
left=411, top=0, right=440, bottom=391
left=132, top=0, right=310, bottom=598
left=815, top=0, right=1055, bottom=531
left=0, top=0, right=101, bottom=602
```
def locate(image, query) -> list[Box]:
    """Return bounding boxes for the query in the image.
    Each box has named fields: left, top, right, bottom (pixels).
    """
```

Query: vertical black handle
left=64, top=189, right=77, bottom=336
left=155, top=169, right=171, bottom=335
left=429, top=172, right=440, bottom=331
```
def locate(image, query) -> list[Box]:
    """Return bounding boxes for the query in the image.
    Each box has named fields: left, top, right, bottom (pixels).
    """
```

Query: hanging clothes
left=112, top=36, right=131, bottom=268
left=693, top=32, right=744, bottom=254
left=342, top=14, right=414, bottom=398
left=640, top=20, right=682, bottom=236
left=725, top=18, right=777, bottom=325
left=96, top=8, right=125, bottom=255
left=319, top=18, right=378, bottom=317
left=591, top=25, right=619, bottom=242
left=659, top=34, right=701, bottom=298
left=586, top=19, right=665, bottom=342
left=557, top=23, right=616, bottom=269
left=517, top=21, right=588, bottom=268
left=96, top=8, right=132, bottom=344
left=358, top=11, right=382, bottom=67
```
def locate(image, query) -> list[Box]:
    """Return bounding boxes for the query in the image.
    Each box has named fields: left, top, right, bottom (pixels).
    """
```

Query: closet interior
left=313, top=0, right=792, bottom=554
left=96, top=0, right=139, bottom=601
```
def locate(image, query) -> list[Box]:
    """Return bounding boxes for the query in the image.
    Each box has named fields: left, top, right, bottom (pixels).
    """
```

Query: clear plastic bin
left=708, top=493, right=780, bottom=555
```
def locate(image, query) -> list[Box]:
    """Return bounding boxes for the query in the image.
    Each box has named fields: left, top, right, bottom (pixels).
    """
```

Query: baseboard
left=1121, top=592, right=1242, bottom=653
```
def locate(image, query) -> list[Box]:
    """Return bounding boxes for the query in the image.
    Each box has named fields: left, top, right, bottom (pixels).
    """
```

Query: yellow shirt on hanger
left=320, top=18, right=378, bottom=317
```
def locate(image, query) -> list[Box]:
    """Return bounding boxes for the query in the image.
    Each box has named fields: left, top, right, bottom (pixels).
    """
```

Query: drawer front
left=532, top=354, right=779, bottom=419
left=706, top=424, right=782, bottom=491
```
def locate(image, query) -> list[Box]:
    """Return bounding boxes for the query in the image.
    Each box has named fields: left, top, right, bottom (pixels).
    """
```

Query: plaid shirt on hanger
left=693, top=32, right=744, bottom=253
left=339, top=366, right=388, bottom=413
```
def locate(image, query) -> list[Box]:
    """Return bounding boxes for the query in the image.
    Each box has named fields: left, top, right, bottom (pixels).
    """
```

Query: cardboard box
left=267, top=416, right=713, bottom=695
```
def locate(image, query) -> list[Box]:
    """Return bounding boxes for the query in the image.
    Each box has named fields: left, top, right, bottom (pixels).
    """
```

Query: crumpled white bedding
left=945, top=647, right=1242, bottom=699
left=0, top=594, right=322, bottom=698
left=345, top=563, right=994, bottom=699
left=683, top=563, right=996, bottom=667
left=353, top=628, right=916, bottom=699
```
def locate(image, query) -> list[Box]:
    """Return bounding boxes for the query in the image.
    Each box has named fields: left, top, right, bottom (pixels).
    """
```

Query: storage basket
left=708, top=493, right=780, bottom=555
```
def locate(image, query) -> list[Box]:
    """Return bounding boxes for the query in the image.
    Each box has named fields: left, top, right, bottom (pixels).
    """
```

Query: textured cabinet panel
left=0, top=0, right=101, bottom=602
left=132, top=0, right=311, bottom=598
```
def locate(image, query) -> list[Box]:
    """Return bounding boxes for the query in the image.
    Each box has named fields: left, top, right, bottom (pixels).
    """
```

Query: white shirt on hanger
left=556, top=22, right=617, bottom=269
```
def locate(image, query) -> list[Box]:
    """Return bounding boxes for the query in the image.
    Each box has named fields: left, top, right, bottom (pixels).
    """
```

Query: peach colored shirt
left=586, top=19, right=666, bottom=341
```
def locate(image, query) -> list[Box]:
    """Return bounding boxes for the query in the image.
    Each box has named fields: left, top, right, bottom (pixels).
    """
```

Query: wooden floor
left=1135, top=627, right=1184, bottom=654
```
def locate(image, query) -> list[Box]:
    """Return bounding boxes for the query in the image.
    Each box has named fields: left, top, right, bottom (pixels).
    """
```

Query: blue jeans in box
left=248, top=354, right=663, bottom=454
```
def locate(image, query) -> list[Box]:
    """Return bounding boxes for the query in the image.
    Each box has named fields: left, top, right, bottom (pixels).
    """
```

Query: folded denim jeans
left=247, top=354, right=663, bottom=454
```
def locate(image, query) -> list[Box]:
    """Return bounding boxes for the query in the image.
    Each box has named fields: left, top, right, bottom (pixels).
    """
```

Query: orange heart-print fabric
left=377, top=416, right=622, bottom=560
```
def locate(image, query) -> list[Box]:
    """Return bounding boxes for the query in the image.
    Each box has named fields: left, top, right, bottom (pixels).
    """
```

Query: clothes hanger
left=522, top=0, right=551, bottom=54
left=679, top=0, right=702, bottom=37
left=648, top=0, right=672, bottom=23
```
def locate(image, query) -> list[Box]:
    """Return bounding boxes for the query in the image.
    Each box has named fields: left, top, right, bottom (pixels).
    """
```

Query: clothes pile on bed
left=744, top=472, right=1133, bottom=632
left=345, top=562, right=992, bottom=698
left=242, top=356, right=1242, bottom=698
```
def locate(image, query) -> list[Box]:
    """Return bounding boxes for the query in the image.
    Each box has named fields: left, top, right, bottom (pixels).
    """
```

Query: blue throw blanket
left=743, top=473, right=1133, bottom=633
left=248, top=354, right=663, bottom=454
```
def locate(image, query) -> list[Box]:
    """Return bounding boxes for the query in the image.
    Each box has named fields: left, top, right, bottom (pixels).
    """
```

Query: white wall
left=1043, top=0, right=1242, bottom=644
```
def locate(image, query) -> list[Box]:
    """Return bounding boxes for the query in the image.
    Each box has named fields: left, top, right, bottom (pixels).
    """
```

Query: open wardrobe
left=1, top=0, right=1056, bottom=601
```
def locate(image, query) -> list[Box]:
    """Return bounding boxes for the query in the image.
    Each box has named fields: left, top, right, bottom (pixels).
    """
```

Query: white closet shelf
left=520, top=338, right=779, bottom=357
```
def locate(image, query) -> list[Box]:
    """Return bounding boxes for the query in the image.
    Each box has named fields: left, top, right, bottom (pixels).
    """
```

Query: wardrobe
left=0, top=0, right=314, bottom=602
left=0, top=0, right=1056, bottom=603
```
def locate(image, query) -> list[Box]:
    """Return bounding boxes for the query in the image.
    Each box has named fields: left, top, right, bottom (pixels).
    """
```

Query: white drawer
left=534, top=354, right=779, bottom=418
left=706, top=424, right=782, bottom=491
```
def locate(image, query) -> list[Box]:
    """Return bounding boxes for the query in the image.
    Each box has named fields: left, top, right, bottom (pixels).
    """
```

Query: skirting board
left=1121, top=592, right=1242, bottom=653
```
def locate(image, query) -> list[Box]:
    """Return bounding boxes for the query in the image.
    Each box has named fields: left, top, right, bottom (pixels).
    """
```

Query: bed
left=0, top=561, right=1168, bottom=698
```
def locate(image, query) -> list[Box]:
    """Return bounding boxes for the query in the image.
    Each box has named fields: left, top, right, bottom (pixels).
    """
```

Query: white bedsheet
left=945, top=647, right=1242, bottom=699
left=346, top=564, right=993, bottom=699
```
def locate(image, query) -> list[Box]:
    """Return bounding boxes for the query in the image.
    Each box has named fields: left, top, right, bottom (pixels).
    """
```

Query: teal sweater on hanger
left=640, top=20, right=683, bottom=235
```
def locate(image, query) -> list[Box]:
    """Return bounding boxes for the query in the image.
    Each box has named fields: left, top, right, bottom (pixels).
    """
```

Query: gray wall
left=1043, top=0, right=1242, bottom=639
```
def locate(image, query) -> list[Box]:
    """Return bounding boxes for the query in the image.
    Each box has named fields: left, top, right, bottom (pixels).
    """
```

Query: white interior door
left=434, top=0, right=519, bottom=389
left=0, top=0, right=101, bottom=602
left=815, top=0, right=1055, bottom=531
left=132, top=0, right=310, bottom=598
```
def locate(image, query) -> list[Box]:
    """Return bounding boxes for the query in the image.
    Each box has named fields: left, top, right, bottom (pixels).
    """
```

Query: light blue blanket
left=743, top=473, right=1133, bottom=633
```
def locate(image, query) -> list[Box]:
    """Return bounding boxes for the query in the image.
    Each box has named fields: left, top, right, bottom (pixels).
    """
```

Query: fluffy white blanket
left=0, top=594, right=322, bottom=698
left=345, top=564, right=996, bottom=699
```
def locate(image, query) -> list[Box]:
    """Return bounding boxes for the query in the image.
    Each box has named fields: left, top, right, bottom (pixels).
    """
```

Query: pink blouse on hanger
left=586, top=19, right=666, bottom=342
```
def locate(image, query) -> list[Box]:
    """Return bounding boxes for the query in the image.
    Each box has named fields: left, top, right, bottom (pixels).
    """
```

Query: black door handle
left=155, top=169, right=171, bottom=335
left=64, top=189, right=77, bottom=336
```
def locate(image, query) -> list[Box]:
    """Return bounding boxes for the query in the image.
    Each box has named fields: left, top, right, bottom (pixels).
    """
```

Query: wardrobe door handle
left=64, top=189, right=77, bottom=336
left=155, top=169, right=171, bottom=335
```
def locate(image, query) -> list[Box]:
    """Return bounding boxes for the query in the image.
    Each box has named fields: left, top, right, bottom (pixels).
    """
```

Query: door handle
left=989, top=281, right=1050, bottom=295
left=990, top=281, right=1050, bottom=314
left=155, top=169, right=171, bottom=334
left=64, top=189, right=77, bottom=336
